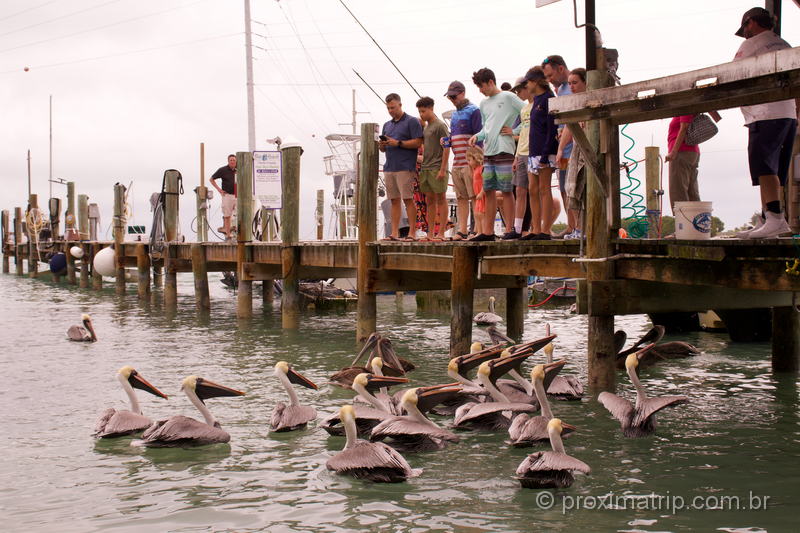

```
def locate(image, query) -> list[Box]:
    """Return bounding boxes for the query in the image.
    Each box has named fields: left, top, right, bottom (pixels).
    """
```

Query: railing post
left=357, top=123, right=378, bottom=343
left=281, top=142, right=302, bottom=329
left=237, top=151, right=254, bottom=318
left=77, top=194, right=89, bottom=240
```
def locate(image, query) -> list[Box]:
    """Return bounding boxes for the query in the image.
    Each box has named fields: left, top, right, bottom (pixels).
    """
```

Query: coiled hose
left=619, top=124, right=649, bottom=238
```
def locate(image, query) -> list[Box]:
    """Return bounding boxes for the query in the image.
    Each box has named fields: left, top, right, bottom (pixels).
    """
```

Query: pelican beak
left=129, top=370, right=168, bottom=399
left=560, top=421, right=577, bottom=432
left=636, top=343, right=656, bottom=360
left=287, top=367, right=318, bottom=390
left=194, top=377, right=245, bottom=401
left=364, top=374, right=408, bottom=391
left=543, top=359, right=566, bottom=373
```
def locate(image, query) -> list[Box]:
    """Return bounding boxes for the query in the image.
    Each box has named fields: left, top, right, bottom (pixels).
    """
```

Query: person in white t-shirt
left=733, top=7, right=798, bottom=239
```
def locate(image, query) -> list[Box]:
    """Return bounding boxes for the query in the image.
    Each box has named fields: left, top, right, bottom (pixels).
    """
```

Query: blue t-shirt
left=382, top=113, right=424, bottom=172
left=556, top=81, right=573, bottom=159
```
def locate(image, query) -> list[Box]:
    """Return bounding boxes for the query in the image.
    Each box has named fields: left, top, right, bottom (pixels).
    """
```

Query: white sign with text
left=253, top=151, right=282, bottom=209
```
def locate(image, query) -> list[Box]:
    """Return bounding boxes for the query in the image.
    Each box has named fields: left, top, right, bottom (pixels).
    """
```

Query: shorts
left=527, top=155, right=557, bottom=175
left=419, top=168, right=448, bottom=194
left=451, top=166, right=474, bottom=199
left=747, top=118, right=797, bottom=186
left=221, top=193, right=237, bottom=217
left=558, top=169, right=567, bottom=194
left=482, top=152, right=515, bottom=193
left=512, top=155, right=529, bottom=188
left=384, top=170, right=415, bottom=200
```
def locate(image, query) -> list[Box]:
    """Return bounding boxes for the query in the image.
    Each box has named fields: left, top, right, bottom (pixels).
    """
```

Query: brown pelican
left=453, top=361, right=538, bottom=430
left=615, top=326, right=699, bottom=369
left=136, top=376, right=244, bottom=447
left=94, top=366, right=168, bottom=438
left=486, top=325, right=514, bottom=345
left=541, top=325, right=583, bottom=401
left=430, top=342, right=507, bottom=416
left=370, top=386, right=462, bottom=451
left=270, top=361, right=318, bottom=432
left=320, top=374, right=408, bottom=436
left=326, top=405, right=420, bottom=483
left=329, top=333, right=414, bottom=388
left=508, top=362, right=576, bottom=447
left=67, top=313, right=97, bottom=342
left=515, top=418, right=590, bottom=489
left=474, top=296, right=502, bottom=325
left=599, top=345, right=689, bottom=437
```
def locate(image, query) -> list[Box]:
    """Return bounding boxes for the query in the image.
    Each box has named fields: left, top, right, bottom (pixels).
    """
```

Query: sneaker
left=501, top=230, right=521, bottom=240
left=536, top=233, right=552, bottom=240
left=468, top=233, right=496, bottom=242
left=519, top=232, right=539, bottom=240
left=748, top=212, right=791, bottom=239
left=415, top=229, right=428, bottom=240
left=564, top=229, right=583, bottom=240
left=736, top=216, right=764, bottom=238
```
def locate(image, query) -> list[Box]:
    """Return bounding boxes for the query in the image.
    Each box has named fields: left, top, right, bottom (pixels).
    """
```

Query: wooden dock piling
left=316, top=189, right=324, bottom=240
left=645, top=146, right=660, bottom=238
left=113, top=184, right=126, bottom=294
left=136, top=243, right=151, bottom=300
left=772, top=307, right=800, bottom=372
left=1, top=210, right=9, bottom=274
left=356, top=123, right=378, bottom=343
left=450, top=246, right=477, bottom=356
left=77, top=194, right=89, bottom=240
left=506, top=286, right=525, bottom=341
left=91, top=244, right=103, bottom=290
left=79, top=243, right=89, bottom=288
left=197, top=142, right=208, bottom=242
left=28, top=194, right=39, bottom=278
left=281, top=143, right=302, bottom=329
left=236, top=151, right=254, bottom=318
left=163, top=171, right=180, bottom=307
left=191, top=243, right=210, bottom=309
left=14, top=207, right=23, bottom=276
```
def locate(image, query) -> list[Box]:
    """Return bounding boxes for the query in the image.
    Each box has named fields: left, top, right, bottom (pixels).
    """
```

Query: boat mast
left=244, top=0, right=256, bottom=152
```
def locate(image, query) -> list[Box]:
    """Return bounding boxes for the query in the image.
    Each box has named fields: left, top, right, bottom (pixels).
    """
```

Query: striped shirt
left=449, top=101, right=482, bottom=167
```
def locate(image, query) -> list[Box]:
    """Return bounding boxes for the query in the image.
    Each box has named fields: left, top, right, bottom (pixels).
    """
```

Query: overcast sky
left=2, top=0, right=799, bottom=240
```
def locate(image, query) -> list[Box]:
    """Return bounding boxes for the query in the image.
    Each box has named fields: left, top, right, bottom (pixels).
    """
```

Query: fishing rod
left=352, top=69, right=384, bottom=104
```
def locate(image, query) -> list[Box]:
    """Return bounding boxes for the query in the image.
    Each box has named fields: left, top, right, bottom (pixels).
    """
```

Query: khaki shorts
left=419, top=168, right=448, bottom=194
left=384, top=170, right=415, bottom=200
left=451, top=166, right=474, bottom=199
left=221, top=193, right=237, bottom=217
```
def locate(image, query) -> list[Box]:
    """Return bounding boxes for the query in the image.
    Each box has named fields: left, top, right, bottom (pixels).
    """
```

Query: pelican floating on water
left=474, top=296, right=502, bottom=326
left=67, top=313, right=97, bottom=342
left=270, top=361, right=318, bottom=432
left=329, top=333, right=414, bottom=388
left=370, top=386, right=462, bottom=451
left=615, top=326, right=699, bottom=369
left=599, top=345, right=688, bottom=437
left=508, top=362, right=575, bottom=447
left=135, top=375, right=244, bottom=447
left=326, top=405, right=420, bottom=483
left=320, top=373, right=408, bottom=436
left=94, top=366, right=168, bottom=438
left=453, top=361, right=538, bottom=430
left=515, top=418, right=590, bottom=489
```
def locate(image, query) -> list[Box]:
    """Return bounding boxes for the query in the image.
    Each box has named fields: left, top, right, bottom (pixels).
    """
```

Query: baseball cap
left=523, top=67, right=546, bottom=83
left=512, top=76, right=526, bottom=91
left=735, top=7, right=774, bottom=37
left=444, top=80, right=465, bottom=97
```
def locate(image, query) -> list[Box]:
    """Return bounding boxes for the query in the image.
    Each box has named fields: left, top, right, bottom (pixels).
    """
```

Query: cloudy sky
left=2, top=0, right=799, bottom=240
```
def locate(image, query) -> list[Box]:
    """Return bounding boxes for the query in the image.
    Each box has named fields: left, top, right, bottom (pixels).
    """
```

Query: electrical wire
left=0, top=0, right=124, bottom=39
left=0, top=0, right=59, bottom=24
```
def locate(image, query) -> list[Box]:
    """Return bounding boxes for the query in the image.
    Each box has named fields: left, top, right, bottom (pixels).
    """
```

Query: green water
left=0, top=273, right=797, bottom=532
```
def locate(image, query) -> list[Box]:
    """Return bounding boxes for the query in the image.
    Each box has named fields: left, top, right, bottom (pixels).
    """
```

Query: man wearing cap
left=733, top=7, right=798, bottom=239
left=444, top=81, right=483, bottom=240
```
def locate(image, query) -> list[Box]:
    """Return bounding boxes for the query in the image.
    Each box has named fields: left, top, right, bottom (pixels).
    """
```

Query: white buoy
left=69, top=246, right=84, bottom=259
left=93, top=246, right=116, bottom=277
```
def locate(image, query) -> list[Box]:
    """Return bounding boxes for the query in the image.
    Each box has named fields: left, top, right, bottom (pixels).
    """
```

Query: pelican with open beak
left=599, top=344, right=688, bottom=437
left=67, top=313, right=97, bottom=342
left=326, top=405, right=420, bottom=483
left=136, top=376, right=244, bottom=447
left=516, top=418, right=590, bottom=489
left=320, top=373, right=408, bottom=437
left=508, top=361, right=576, bottom=447
left=328, top=333, right=414, bottom=388
left=94, top=366, right=168, bottom=438
left=270, top=361, right=318, bottom=432
left=541, top=324, right=583, bottom=400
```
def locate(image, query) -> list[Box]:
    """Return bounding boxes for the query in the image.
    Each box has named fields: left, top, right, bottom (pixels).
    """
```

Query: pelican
left=67, top=313, right=97, bottom=342
left=329, top=333, right=414, bottom=388
left=474, top=296, right=502, bottom=326
left=320, top=374, right=408, bottom=436
left=135, top=376, right=244, bottom=447
left=508, top=362, right=576, bottom=447
left=599, top=345, right=688, bottom=437
left=326, top=405, right=420, bottom=483
left=541, top=325, right=583, bottom=400
left=515, top=418, right=590, bottom=489
left=370, top=386, right=461, bottom=451
left=486, top=325, right=514, bottom=346
left=430, top=342, right=507, bottom=416
left=94, top=366, right=168, bottom=438
left=616, top=326, right=699, bottom=369
left=270, top=361, right=318, bottom=432
left=453, top=361, right=538, bottom=430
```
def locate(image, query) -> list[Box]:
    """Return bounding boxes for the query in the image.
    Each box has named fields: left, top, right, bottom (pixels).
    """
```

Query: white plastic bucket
left=674, top=201, right=713, bottom=239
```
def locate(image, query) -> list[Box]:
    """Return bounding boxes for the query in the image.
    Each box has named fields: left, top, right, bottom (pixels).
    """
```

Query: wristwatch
left=398, top=140, right=403, bottom=148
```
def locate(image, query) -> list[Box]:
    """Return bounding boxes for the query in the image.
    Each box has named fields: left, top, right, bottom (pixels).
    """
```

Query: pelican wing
left=516, top=451, right=591, bottom=475
left=454, top=401, right=536, bottom=426
left=652, top=342, right=700, bottom=358
left=270, top=402, right=316, bottom=432
left=546, top=375, right=584, bottom=398
left=508, top=415, right=548, bottom=444
left=474, top=311, right=502, bottom=325
left=320, top=405, right=390, bottom=436
left=598, top=392, right=634, bottom=424
left=94, top=408, right=153, bottom=438
left=67, top=325, right=90, bottom=341
left=327, top=441, right=418, bottom=482
left=370, top=417, right=459, bottom=443
left=633, top=395, right=688, bottom=427
left=328, top=366, right=367, bottom=388
left=487, top=325, right=514, bottom=345
left=140, top=415, right=230, bottom=446
left=497, top=381, right=538, bottom=406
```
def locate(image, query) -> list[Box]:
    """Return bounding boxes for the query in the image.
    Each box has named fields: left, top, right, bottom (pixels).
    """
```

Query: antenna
left=338, top=89, right=369, bottom=134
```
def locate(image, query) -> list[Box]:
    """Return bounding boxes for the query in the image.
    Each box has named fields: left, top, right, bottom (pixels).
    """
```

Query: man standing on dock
left=416, top=97, right=450, bottom=240
left=733, top=7, right=797, bottom=239
left=379, top=93, right=424, bottom=241
left=210, top=154, right=237, bottom=239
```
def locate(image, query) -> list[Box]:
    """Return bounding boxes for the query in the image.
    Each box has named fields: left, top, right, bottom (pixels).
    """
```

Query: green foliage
left=551, top=222, right=568, bottom=233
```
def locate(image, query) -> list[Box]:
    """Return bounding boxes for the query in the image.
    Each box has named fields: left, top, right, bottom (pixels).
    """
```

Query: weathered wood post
left=237, top=151, right=254, bottom=318
left=316, top=189, right=324, bottom=240
left=584, top=68, right=616, bottom=392
left=49, top=197, right=62, bottom=242
left=113, top=183, right=126, bottom=294
left=281, top=142, right=303, bottom=329
left=79, top=243, right=89, bottom=288
left=163, top=170, right=180, bottom=307
left=1, top=210, right=9, bottom=273
left=28, top=194, right=39, bottom=278
left=645, top=146, right=661, bottom=238
left=357, top=123, right=378, bottom=343
left=197, top=142, right=208, bottom=242
left=506, top=285, right=525, bottom=341
left=451, top=246, right=478, bottom=356
left=14, top=207, right=24, bottom=276
left=136, top=243, right=151, bottom=300
left=77, top=194, right=89, bottom=240
left=65, top=183, right=76, bottom=284
left=91, top=243, right=103, bottom=290
left=772, top=307, right=800, bottom=372
left=191, top=243, right=210, bottom=309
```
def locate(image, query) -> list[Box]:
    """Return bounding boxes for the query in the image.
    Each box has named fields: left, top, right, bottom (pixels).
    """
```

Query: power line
left=0, top=0, right=124, bottom=39
left=0, top=0, right=59, bottom=24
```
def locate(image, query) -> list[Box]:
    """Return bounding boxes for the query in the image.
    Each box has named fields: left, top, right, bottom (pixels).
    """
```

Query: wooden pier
left=4, top=46, right=800, bottom=391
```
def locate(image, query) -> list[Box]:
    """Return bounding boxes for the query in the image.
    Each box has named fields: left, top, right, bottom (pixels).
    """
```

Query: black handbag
left=685, top=114, right=718, bottom=145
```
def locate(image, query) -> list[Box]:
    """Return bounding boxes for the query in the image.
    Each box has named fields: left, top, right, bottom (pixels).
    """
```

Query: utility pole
left=49, top=95, right=53, bottom=200
left=27, top=150, right=31, bottom=198
left=244, top=0, right=256, bottom=152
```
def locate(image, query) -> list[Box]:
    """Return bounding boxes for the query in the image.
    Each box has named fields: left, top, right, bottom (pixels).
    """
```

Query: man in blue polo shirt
left=379, top=93, right=424, bottom=240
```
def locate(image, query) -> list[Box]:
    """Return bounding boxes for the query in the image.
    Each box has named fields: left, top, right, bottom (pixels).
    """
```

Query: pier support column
left=2, top=210, right=9, bottom=273
left=65, top=183, right=76, bottom=284
left=79, top=244, right=89, bottom=288
left=356, top=123, right=378, bottom=344
left=113, top=183, right=126, bottom=295
left=236, top=151, right=254, bottom=318
left=262, top=280, right=274, bottom=306
left=153, top=265, right=163, bottom=288
left=280, top=143, right=303, bottom=328
left=645, top=147, right=661, bottom=238
left=163, top=170, right=180, bottom=308
left=772, top=306, right=800, bottom=372
left=191, top=243, right=210, bottom=310
left=14, top=208, right=23, bottom=276
left=136, top=243, right=151, bottom=301
left=28, top=194, right=39, bottom=278
left=164, top=245, right=177, bottom=307
left=450, top=246, right=478, bottom=356
left=506, top=285, right=526, bottom=341
left=91, top=244, right=103, bottom=290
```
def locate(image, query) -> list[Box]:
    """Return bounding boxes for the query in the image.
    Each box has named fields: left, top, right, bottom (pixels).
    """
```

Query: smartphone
left=379, top=135, right=388, bottom=141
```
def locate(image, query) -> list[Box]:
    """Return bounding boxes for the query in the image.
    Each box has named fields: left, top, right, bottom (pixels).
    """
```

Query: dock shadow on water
left=0, top=274, right=797, bottom=532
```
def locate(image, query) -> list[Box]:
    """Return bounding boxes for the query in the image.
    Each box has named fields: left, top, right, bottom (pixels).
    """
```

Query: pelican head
left=339, top=403, right=356, bottom=423
left=448, top=358, right=459, bottom=373
left=470, top=341, right=483, bottom=353
left=82, top=313, right=92, bottom=324
left=370, top=357, right=384, bottom=372
left=117, top=365, right=167, bottom=399
left=624, top=352, right=639, bottom=371
left=477, top=361, right=491, bottom=378
left=401, top=388, right=419, bottom=407
left=353, top=372, right=407, bottom=392
left=274, top=361, right=318, bottom=389
left=530, top=364, right=545, bottom=383
left=547, top=417, right=576, bottom=435
left=182, top=375, right=245, bottom=401
left=544, top=342, right=554, bottom=358
left=500, top=348, right=511, bottom=358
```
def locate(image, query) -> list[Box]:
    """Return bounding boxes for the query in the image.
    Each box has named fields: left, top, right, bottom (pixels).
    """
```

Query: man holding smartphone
left=379, top=93, right=424, bottom=240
